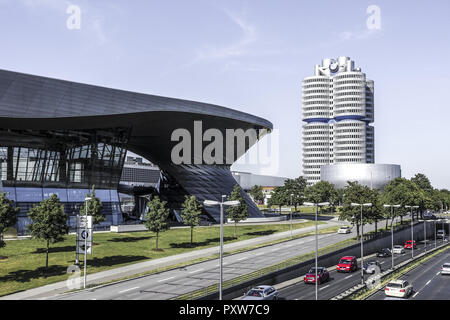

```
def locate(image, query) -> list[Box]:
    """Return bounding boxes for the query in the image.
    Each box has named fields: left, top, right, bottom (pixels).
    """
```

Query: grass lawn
left=0, top=221, right=322, bottom=297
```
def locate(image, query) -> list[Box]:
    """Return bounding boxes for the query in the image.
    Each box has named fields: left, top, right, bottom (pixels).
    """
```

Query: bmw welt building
left=0, top=69, right=272, bottom=235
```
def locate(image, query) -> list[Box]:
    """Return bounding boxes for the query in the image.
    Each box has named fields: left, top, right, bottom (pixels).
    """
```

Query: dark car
left=304, top=267, right=330, bottom=284
left=376, top=248, right=392, bottom=258
left=423, top=212, right=437, bottom=220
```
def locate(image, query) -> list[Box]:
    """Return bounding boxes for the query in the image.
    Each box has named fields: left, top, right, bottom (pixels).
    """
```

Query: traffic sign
left=77, top=228, right=92, bottom=242
left=77, top=215, right=93, bottom=229
left=77, top=240, right=92, bottom=254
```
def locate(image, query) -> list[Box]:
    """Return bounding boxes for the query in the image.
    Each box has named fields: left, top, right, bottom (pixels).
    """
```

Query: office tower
left=302, top=57, right=374, bottom=185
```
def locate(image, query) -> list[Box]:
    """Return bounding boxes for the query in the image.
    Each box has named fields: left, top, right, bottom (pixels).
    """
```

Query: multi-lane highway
left=368, top=243, right=450, bottom=300
left=45, top=216, right=441, bottom=300
left=278, top=239, right=442, bottom=300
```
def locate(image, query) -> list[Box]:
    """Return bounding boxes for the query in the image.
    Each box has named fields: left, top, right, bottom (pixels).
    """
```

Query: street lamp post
left=405, top=205, right=419, bottom=259
left=303, top=201, right=329, bottom=300
left=203, top=196, right=240, bottom=300
left=351, top=202, right=372, bottom=284
left=290, top=193, right=294, bottom=238
left=383, top=204, right=401, bottom=270
left=83, top=196, right=92, bottom=289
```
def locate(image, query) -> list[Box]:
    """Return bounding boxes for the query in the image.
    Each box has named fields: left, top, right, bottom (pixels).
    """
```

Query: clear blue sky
left=1, top=0, right=449, bottom=189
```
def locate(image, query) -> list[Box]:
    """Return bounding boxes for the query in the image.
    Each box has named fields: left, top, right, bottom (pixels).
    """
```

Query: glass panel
left=16, top=187, right=43, bottom=202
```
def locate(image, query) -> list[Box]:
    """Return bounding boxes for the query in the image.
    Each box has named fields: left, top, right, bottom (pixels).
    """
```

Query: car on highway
left=303, top=267, right=330, bottom=284
left=363, top=261, right=381, bottom=274
left=337, top=256, right=358, bottom=272
left=384, top=280, right=413, bottom=298
left=337, top=226, right=351, bottom=234
left=423, top=212, right=437, bottom=220
left=392, top=245, right=405, bottom=254
left=404, top=240, right=416, bottom=249
left=441, top=263, right=450, bottom=275
left=241, top=285, right=279, bottom=300
left=437, top=229, right=446, bottom=239
left=376, top=248, right=392, bottom=258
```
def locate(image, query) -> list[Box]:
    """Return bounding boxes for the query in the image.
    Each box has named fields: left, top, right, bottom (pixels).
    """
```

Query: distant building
left=302, top=56, right=374, bottom=185
left=321, top=163, right=401, bottom=190
left=231, top=171, right=287, bottom=205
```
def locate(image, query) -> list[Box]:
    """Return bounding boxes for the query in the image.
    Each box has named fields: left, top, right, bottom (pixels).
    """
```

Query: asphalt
left=368, top=239, right=450, bottom=300
left=277, top=239, right=441, bottom=300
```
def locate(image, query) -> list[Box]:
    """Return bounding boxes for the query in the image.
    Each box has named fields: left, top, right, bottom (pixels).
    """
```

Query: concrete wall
left=202, top=221, right=443, bottom=300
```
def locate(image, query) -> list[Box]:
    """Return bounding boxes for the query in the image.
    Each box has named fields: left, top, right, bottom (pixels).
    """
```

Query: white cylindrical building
left=302, top=57, right=375, bottom=185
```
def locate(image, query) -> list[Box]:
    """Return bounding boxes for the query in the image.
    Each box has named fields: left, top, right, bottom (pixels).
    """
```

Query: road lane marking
left=345, top=275, right=353, bottom=279
left=118, top=286, right=139, bottom=294
left=285, top=244, right=294, bottom=248
left=271, top=248, right=280, bottom=252
left=237, top=257, right=247, bottom=261
left=319, top=285, right=330, bottom=291
left=189, top=268, right=204, bottom=274
left=436, top=272, right=440, bottom=275
left=255, top=252, right=265, bottom=256
left=425, top=280, right=431, bottom=286
left=413, top=292, right=419, bottom=298
left=158, top=276, right=175, bottom=282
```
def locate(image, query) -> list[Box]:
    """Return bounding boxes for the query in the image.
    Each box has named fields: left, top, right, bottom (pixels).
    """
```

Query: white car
left=385, top=279, right=413, bottom=298
left=441, top=263, right=450, bottom=275
left=338, top=226, right=351, bottom=234
left=392, top=245, right=405, bottom=254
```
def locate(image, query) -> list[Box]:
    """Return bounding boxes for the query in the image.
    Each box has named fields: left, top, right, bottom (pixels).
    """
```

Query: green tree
left=79, top=185, right=104, bottom=225
left=283, top=177, right=307, bottom=212
left=144, top=196, right=170, bottom=251
left=181, top=195, right=203, bottom=246
left=27, top=194, right=69, bottom=268
left=226, top=185, right=248, bottom=238
left=0, top=193, right=19, bottom=249
left=381, top=178, right=424, bottom=227
left=249, top=185, right=265, bottom=204
left=339, top=182, right=374, bottom=239
left=267, top=186, right=289, bottom=213
left=304, top=181, right=338, bottom=214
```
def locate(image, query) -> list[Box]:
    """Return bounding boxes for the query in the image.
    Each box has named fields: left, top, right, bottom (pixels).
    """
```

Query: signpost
left=76, top=214, right=92, bottom=288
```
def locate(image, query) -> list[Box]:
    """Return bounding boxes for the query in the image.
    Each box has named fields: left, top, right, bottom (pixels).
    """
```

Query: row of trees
left=0, top=186, right=105, bottom=268
left=145, top=184, right=249, bottom=250
left=0, top=183, right=250, bottom=266
left=254, top=173, right=450, bottom=239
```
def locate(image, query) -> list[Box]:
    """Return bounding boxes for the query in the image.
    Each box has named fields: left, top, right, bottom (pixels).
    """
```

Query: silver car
left=441, top=263, right=450, bottom=275
left=241, top=285, right=279, bottom=300
left=392, top=245, right=405, bottom=254
left=363, top=261, right=381, bottom=274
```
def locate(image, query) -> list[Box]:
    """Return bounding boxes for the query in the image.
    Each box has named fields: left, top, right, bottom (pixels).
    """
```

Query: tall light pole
left=83, top=196, right=92, bottom=289
left=405, top=205, right=419, bottom=259
left=204, top=196, right=240, bottom=300
left=351, top=202, right=372, bottom=284
left=383, top=204, right=401, bottom=270
left=290, top=193, right=294, bottom=238
left=303, top=201, right=329, bottom=300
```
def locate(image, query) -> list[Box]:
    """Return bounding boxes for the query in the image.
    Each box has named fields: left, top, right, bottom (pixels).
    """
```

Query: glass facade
left=0, top=127, right=130, bottom=235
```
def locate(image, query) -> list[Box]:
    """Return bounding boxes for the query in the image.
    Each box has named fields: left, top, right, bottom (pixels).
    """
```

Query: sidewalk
left=1, top=219, right=344, bottom=300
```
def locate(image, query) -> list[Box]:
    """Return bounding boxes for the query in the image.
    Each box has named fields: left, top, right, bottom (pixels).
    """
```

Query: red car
left=337, top=256, right=358, bottom=272
left=304, top=267, right=329, bottom=284
left=404, top=240, right=416, bottom=249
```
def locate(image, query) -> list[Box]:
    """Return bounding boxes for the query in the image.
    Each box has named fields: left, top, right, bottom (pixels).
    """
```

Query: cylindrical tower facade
left=302, top=57, right=375, bottom=185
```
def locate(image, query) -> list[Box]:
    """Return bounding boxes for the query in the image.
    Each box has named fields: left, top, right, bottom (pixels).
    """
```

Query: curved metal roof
left=0, top=69, right=272, bottom=130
